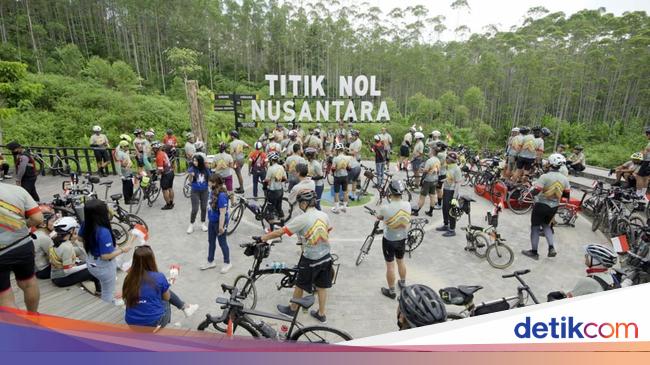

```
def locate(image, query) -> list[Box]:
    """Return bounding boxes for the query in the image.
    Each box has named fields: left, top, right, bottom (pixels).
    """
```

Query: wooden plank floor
left=10, top=276, right=124, bottom=324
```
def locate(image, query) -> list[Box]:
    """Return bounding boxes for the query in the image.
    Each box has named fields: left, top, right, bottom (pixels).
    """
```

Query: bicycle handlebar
left=364, top=206, right=377, bottom=215
left=502, top=269, right=530, bottom=278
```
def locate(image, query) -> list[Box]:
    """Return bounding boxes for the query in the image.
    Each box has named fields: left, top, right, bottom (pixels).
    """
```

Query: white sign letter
left=288, top=75, right=301, bottom=96
left=354, top=75, right=369, bottom=96
left=332, top=101, right=345, bottom=120
left=283, top=101, right=296, bottom=122
left=376, top=101, right=390, bottom=121
left=265, top=75, right=278, bottom=96
left=339, top=76, right=353, bottom=97
left=360, top=101, right=373, bottom=121
left=252, top=100, right=265, bottom=120
left=312, top=75, right=325, bottom=96
left=343, top=100, right=357, bottom=121
left=370, top=76, right=381, bottom=96
left=280, top=75, right=287, bottom=96
left=316, top=101, right=329, bottom=121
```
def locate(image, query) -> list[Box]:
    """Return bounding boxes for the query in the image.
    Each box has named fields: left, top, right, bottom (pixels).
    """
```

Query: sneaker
left=433, top=204, right=442, bottom=210
left=381, top=287, right=396, bottom=299
left=436, top=225, right=449, bottom=232
left=277, top=304, right=297, bottom=317
left=183, top=304, right=199, bottom=318
left=411, top=209, right=419, bottom=216
left=425, top=210, right=433, bottom=217
left=200, top=261, right=217, bottom=270
left=201, top=223, right=208, bottom=232
left=186, top=224, right=194, bottom=234
left=161, top=204, right=172, bottom=210
left=3, top=174, right=11, bottom=179
left=220, top=263, right=232, bottom=274
left=442, top=230, right=456, bottom=237
left=521, top=250, right=539, bottom=260
left=331, top=206, right=340, bottom=214
left=309, top=310, right=327, bottom=323
left=548, top=248, right=557, bottom=257
left=113, top=298, right=125, bottom=306
left=340, top=204, right=347, bottom=212
left=397, top=280, right=406, bottom=290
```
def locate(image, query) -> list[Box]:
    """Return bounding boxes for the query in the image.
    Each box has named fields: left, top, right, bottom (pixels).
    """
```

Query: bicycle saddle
left=458, top=285, right=483, bottom=296
left=99, top=181, right=113, bottom=186
left=110, top=194, right=123, bottom=201
left=290, top=295, right=315, bottom=309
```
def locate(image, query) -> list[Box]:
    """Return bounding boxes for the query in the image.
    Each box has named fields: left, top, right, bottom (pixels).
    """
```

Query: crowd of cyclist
left=3, top=122, right=650, bottom=334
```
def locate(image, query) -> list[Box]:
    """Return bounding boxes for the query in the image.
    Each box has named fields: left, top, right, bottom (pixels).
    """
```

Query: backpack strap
left=588, top=275, right=612, bottom=291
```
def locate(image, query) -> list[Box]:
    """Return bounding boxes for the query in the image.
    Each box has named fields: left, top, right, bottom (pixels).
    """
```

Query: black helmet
left=230, top=130, right=239, bottom=139
left=541, top=127, right=551, bottom=137
left=133, top=128, right=143, bottom=135
left=296, top=190, right=317, bottom=205
left=519, top=126, right=530, bottom=134
left=387, top=179, right=406, bottom=195
left=436, top=141, right=448, bottom=150
left=219, top=142, right=228, bottom=153
left=399, top=284, right=447, bottom=328
left=166, top=128, right=173, bottom=135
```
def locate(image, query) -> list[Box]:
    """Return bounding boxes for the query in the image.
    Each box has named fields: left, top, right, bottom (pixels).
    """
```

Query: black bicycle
left=197, top=283, right=352, bottom=343
left=227, top=193, right=294, bottom=235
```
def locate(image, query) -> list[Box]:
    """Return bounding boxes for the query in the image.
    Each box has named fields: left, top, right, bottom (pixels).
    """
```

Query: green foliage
left=165, top=47, right=202, bottom=81
left=0, top=61, right=28, bottom=83
left=82, top=57, right=139, bottom=92
left=45, top=44, right=86, bottom=77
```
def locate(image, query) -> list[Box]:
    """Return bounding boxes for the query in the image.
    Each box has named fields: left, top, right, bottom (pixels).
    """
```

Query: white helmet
left=409, top=125, right=417, bottom=132
left=511, top=127, right=520, bottom=132
left=548, top=153, right=566, bottom=168
left=374, top=134, right=381, bottom=141
left=92, top=125, right=102, bottom=132
left=144, top=130, right=154, bottom=137
left=585, top=244, right=617, bottom=268
left=431, top=130, right=441, bottom=138
left=414, top=132, right=425, bottom=140
left=194, top=141, right=205, bottom=151
left=53, top=216, right=79, bottom=233
left=334, top=143, right=344, bottom=150
left=254, top=141, right=263, bottom=150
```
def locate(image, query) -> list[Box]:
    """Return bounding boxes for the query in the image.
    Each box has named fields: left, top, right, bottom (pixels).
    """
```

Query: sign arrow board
left=237, top=121, right=257, bottom=128
left=236, top=94, right=257, bottom=101
left=216, top=94, right=233, bottom=100
left=236, top=112, right=245, bottom=119
left=214, top=105, right=234, bottom=112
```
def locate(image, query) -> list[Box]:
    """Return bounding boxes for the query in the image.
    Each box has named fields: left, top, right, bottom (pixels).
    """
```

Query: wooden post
left=185, top=80, right=207, bottom=150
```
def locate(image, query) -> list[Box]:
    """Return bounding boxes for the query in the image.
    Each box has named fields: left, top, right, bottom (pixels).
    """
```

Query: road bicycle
left=182, top=174, right=192, bottom=198
left=440, top=269, right=539, bottom=319
left=227, top=193, right=294, bottom=235
left=505, top=182, right=534, bottom=214
left=456, top=196, right=514, bottom=269
left=591, top=187, right=645, bottom=239
left=168, top=150, right=188, bottom=176
left=230, top=240, right=340, bottom=311
left=197, top=283, right=352, bottom=343
left=356, top=207, right=384, bottom=266
left=129, top=171, right=161, bottom=213
left=106, top=191, right=149, bottom=245
left=554, top=188, right=592, bottom=227
left=29, top=149, right=81, bottom=177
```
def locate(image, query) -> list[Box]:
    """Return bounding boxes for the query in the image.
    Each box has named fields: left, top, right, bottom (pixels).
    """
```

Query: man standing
left=89, top=125, right=111, bottom=177
left=229, top=130, right=249, bottom=194
left=636, top=128, right=650, bottom=199
left=0, top=183, right=43, bottom=312
left=6, top=142, right=40, bottom=202
left=380, top=127, right=392, bottom=169
left=331, top=144, right=350, bottom=214
left=260, top=190, right=334, bottom=323
left=411, top=132, right=425, bottom=186
left=504, top=127, right=519, bottom=179
left=413, top=147, right=440, bottom=217
left=436, top=152, right=462, bottom=237
left=114, top=139, right=134, bottom=204
left=399, top=126, right=416, bottom=171
left=347, top=130, right=362, bottom=200
left=163, top=129, right=178, bottom=171
left=152, top=142, right=175, bottom=210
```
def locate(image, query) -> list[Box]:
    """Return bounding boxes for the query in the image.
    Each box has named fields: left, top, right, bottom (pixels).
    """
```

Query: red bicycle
left=554, top=188, right=591, bottom=227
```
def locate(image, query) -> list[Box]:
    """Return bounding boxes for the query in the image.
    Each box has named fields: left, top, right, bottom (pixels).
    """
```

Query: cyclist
left=286, top=144, right=306, bottom=192
left=143, top=129, right=155, bottom=170
left=547, top=244, right=618, bottom=300
left=258, top=190, right=334, bottom=323
left=0, top=150, right=12, bottom=181
left=6, top=141, right=40, bottom=202
left=411, top=132, right=425, bottom=186
left=396, top=284, right=447, bottom=330
left=152, top=141, right=175, bottom=210
left=163, top=129, right=178, bottom=170
left=34, top=205, right=56, bottom=279
left=304, top=129, right=322, bottom=154
left=513, top=126, right=536, bottom=182
left=264, top=152, right=287, bottom=224
left=213, top=142, right=235, bottom=195
left=184, top=132, right=197, bottom=161
left=371, top=135, right=386, bottom=188
left=426, top=130, right=441, bottom=152
left=522, top=153, right=571, bottom=260
left=272, top=123, right=286, bottom=143
left=323, top=128, right=336, bottom=157
left=413, top=146, right=440, bottom=217
left=399, top=126, right=416, bottom=171
left=377, top=180, right=411, bottom=299
left=434, top=141, right=448, bottom=210
left=334, top=120, right=348, bottom=145
left=347, top=131, right=362, bottom=200
left=90, top=125, right=111, bottom=177
left=436, top=152, right=462, bottom=237
left=566, top=145, right=586, bottom=175
left=305, top=148, right=324, bottom=211
left=635, top=127, right=650, bottom=200
left=114, top=139, right=134, bottom=204
left=331, top=143, right=350, bottom=214
left=266, top=137, right=282, bottom=154
left=133, top=129, right=147, bottom=173
left=380, top=127, right=392, bottom=169
left=283, top=130, right=301, bottom=158
left=612, top=153, right=642, bottom=187
left=248, top=142, right=268, bottom=198
left=504, top=127, right=520, bottom=179
left=229, top=130, right=249, bottom=194
left=289, top=163, right=316, bottom=207
left=533, top=127, right=551, bottom=166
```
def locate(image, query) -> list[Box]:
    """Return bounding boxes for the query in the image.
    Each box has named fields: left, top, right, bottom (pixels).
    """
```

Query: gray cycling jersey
left=533, top=171, right=571, bottom=208
left=423, top=157, right=441, bottom=182
left=379, top=200, right=412, bottom=241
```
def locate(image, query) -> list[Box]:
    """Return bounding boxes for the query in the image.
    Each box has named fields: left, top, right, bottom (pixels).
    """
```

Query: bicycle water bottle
left=257, top=321, right=277, bottom=338
left=278, top=324, right=289, bottom=340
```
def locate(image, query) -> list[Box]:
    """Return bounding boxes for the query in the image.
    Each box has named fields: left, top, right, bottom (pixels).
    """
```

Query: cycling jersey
left=380, top=133, right=392, bottom=150
left=266, top=142, right=282, bottom=153
left=265, top=164, right=286, bottom=191
left=230, top=139, right=247, bottom=161
left=379, top=200, right=412, bottom=241
left=163, top=135, right=178, bottom=148
left=308, top=160, right=324, bottom=187
left=511, top=135, right=524, bottom=156
left=518, top=135, right=536, bottom=159
left=423, top=156, right=441, bottom=182
left=332, top=154, right=350, bottom=177
left=645, top=142, right=650, bottom=161
left=184, top=141, right=196, bottom=158
left=412, top=141, right=424, bottom=158
left=283, top=207, right=331, bottom=260
left=212, top=152, right=233, bottom=177
left=305, top=135, right=322, bottom=150
left=402, top=133, right=413, bottom=147
left=49, top=240, right=83, bottom=280
left=569, top=271, right=614, bottom=297
left=438, top=151, right=448, bottom=175
left=349, top=139, right=362, bottom=160
left=443, top=163, right=462, bottom=192
left=114, top=148, right=132, bottom=177
left=533, top=171, right=571, bottom=208
left=133, top=137, right=145, bottom=154
left=533, top=137, right=545, bottom=156
left=155, top=150, right=172, bottom=174
left=89, top=134, right=109, bottom=148
left=285, top=154, right=306, bottom=174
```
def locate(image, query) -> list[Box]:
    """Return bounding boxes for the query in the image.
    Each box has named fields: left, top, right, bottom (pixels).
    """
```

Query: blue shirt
left=208, top=191, right=229, bottom=223
left=188, top=166, right=210, bottom=191
left=125, top=271, right=170, bottom=326
left=78, top=223, right=115, bottom=258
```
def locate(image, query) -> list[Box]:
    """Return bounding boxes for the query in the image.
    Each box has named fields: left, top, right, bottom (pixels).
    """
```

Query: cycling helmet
left=351, top=130, right=360, bottom=137
left=151, top=141, right=162, bottom=149
left=548, top=153, right=566, bottom=168
left=387, top=179, right=406, bottom=195
left=194, top=141, right=205, bottom=151
left=53, top=216, right=79, bottom=234
left=541, top=127, right=551, bottom=137
left=374, top=135, right=381, bottom=141
left=511, top=127, right=520, bottom=132
left=133, top=128, right=143, bottom=135
left=519, top=126, right=530, bottom=134
left=432, top=130, right=441, bottom=138
left=446, top=152, right=458, bottom=163
left=230, top=130, right=239, bottom=139
left=296, top=190, right=317, bottom=205
left=118, top=140, right=130, bottom=148
left=334, top=143, right=344, bottom=151
left=166, top=128, right=173, bottom=135
left=288, top=130, right=298, bottom=138
left=185, top=132, right=195, bottom=139
left=398, top=284, right=447, bottom=328
left=304, top=147, right=317, bottom=156
left=423, top=146, right=431, bottom=155
left=144, top=130, right=155, bottom=137
left=92, top=125, right=102, bottom=132
left=313, top=128, right=321, bottom=136
left=409, top=125, right=417, bottom=132
left=631, top=152, right=643, bottom=160
left=585, top=244, right=617, bottom=268
left=119, top=134, right=132, bottom=143
left=449, top=202, right=463, bottom=219
left=254, top=141, right=263, bottom=150
left=436, top=141, right=448, bottom=150
left=219, top=142, right=228, bottom=153
left=414, top=132, right=424, bottom=140
left=268, top=151, right=280, bottom=162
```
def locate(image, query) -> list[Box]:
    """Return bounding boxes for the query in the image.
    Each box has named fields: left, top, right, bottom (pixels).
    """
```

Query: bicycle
left=457, top=196, right=514, bottom=269
left=230, top=241, right=340, bottom=311
left=505, top=182, right=534, bottom=214
left=226, top=193, right=294, bottom=235
left=129, top=171, right=161, bottom=213
left=405, top=217, right=428, bottom=257
left=182, top=174, right=192, bottom=198
left=29, top=149, right=81, bottom=177
left=355, top=206, right=384, bottom=266
left=322, top=156, right=334, bottom=186
left=554, top=188, right=591, bottom=227
left=197, top=283, right=352, bottom=343
left=440, top=269, right=539, bottom=319
left=168, top=152, right=188, bottom=177
left=106, top=191, right=149, bottom=246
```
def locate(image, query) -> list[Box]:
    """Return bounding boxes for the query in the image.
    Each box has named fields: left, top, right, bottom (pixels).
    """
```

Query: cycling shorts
left=0, top=241, right=36, bottom=293
left=382, top=237, right=406, bottom=262
left=531, top=202, right=558, bottom=226
left=638, top=161, right=650, bottom=177
left=333, top=176, right=348, bottom=193
left=516, top=157, right=535, bottom=171
left=420, top=180, right=437, bottom=196
left=399, top=145, right=410, bottom=157
left=295, top=254, right=333, bottom=292
left=160, top=171, right=174, bottom=190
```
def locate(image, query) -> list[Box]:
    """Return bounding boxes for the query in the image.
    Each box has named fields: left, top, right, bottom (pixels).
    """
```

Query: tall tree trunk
left=0, top=1, right=8, bottom=44
left=186, top=80, right=207, bottom=148
left=24, top=0, right=42, bottom=73
left=155, top=13, right=166, bottom=94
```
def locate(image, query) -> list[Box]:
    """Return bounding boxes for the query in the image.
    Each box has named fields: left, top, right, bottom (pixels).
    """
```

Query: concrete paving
left=11, top=164, right=612, bottom=339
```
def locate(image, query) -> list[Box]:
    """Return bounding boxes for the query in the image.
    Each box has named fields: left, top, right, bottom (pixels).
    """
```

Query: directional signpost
left=214, top=93, right=258, bottom=131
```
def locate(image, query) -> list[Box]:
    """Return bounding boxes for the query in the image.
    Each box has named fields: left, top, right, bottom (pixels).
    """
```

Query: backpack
left=588, top=275, right=613, bottom=291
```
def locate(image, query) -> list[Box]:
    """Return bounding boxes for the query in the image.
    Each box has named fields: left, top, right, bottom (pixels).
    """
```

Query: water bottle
left=278, top=324, right=289, bottom=340
left=257, top=321, right=277, bottom=338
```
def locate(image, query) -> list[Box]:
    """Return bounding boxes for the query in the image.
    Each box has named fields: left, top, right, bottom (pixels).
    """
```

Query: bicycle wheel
left=129, top=188, right=143, bottom=214
left=147, top=185, right=161, bottom=207
left=182, top=175, right=192, bottom=198
left=506, top=186, right=533, bottom=215
left=290, top=325, right=353, bottom=343
left=359, top=178, right=370, bottom=197
left=227, top=204, right=245, bottom=236
left=356, top=235, right=374, bottom=266
left=55, top=156, right=81, bottom=177
left=403, top=188, right=413, bottom=202
left=111, top=222, right=129, bottom=246
left=405, top=228, right=424, bottom=253
left=486, top=242, right=514, bottom=269
left=473, top=233, right=489, bottom=259
left=474, top=174, right=488, bottom=196
left=591, top=204, right=604, bottom=232
left=281, top=198, right=294, bottom=222
left=233, top=275, right=258, bottom=310
left=126, top=213, right=148, bottom=231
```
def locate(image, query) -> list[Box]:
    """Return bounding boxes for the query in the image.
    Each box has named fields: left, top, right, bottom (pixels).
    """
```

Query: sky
left=362, top=0, right=650, bottom=40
